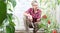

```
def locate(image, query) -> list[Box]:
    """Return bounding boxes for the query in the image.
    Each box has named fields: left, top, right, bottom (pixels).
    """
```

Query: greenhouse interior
left=0, top=0, right=60, bottom=33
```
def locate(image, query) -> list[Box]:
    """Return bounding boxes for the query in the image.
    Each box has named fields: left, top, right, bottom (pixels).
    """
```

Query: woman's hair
left=31, top=0, right=38, bottom=5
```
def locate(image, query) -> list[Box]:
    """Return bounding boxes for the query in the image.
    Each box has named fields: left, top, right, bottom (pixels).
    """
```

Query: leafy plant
left=0, top=0, right=6, bottom=26
left=8, top=0, right=16, bottom=7
left=38, top=12, right=59, bottom=33
left=6, top=0, right=16, bottom=33
left=0, top=0, right=16, bottom=33
left=38, top=0, right=59, bottom=33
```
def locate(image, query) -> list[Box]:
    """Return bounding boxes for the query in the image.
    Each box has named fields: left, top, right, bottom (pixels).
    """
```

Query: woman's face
left=32, top=3, right=38, bottom=10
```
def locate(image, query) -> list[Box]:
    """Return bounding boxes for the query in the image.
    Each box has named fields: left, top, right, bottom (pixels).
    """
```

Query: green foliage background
left=38, top=0, right=60, bottom=33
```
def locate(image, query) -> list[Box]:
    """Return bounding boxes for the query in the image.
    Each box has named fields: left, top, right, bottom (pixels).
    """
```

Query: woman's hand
left=28, top=14, right=32, bottom=20
left=24, top=12, right=33, bottom=21
left=37, top=18, right=41, bottom=22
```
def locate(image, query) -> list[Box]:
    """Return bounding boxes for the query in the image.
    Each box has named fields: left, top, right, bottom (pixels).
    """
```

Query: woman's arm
left=24, top=12, right=33, bottom=20
left=24, top=12, right=30, bottom=16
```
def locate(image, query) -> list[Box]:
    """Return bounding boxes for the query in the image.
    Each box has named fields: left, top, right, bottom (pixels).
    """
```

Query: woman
left=24, top=0, right=41, bottom=33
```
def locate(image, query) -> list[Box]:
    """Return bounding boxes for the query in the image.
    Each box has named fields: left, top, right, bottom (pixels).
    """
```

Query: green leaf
left=6, top=25, right=15, bottom=33
left=6, top=25, right=11, bottom=33
left=0, top=1, right=6, bottom=26
left=9, top=21, right=16, bottom=26
left=57, top=0, right=60, bottom=5
left=7, top=13, right=13, bottom=20
left=8, top=0, right=16, bottom=7
left=7, top=13, right=15, bottom=26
